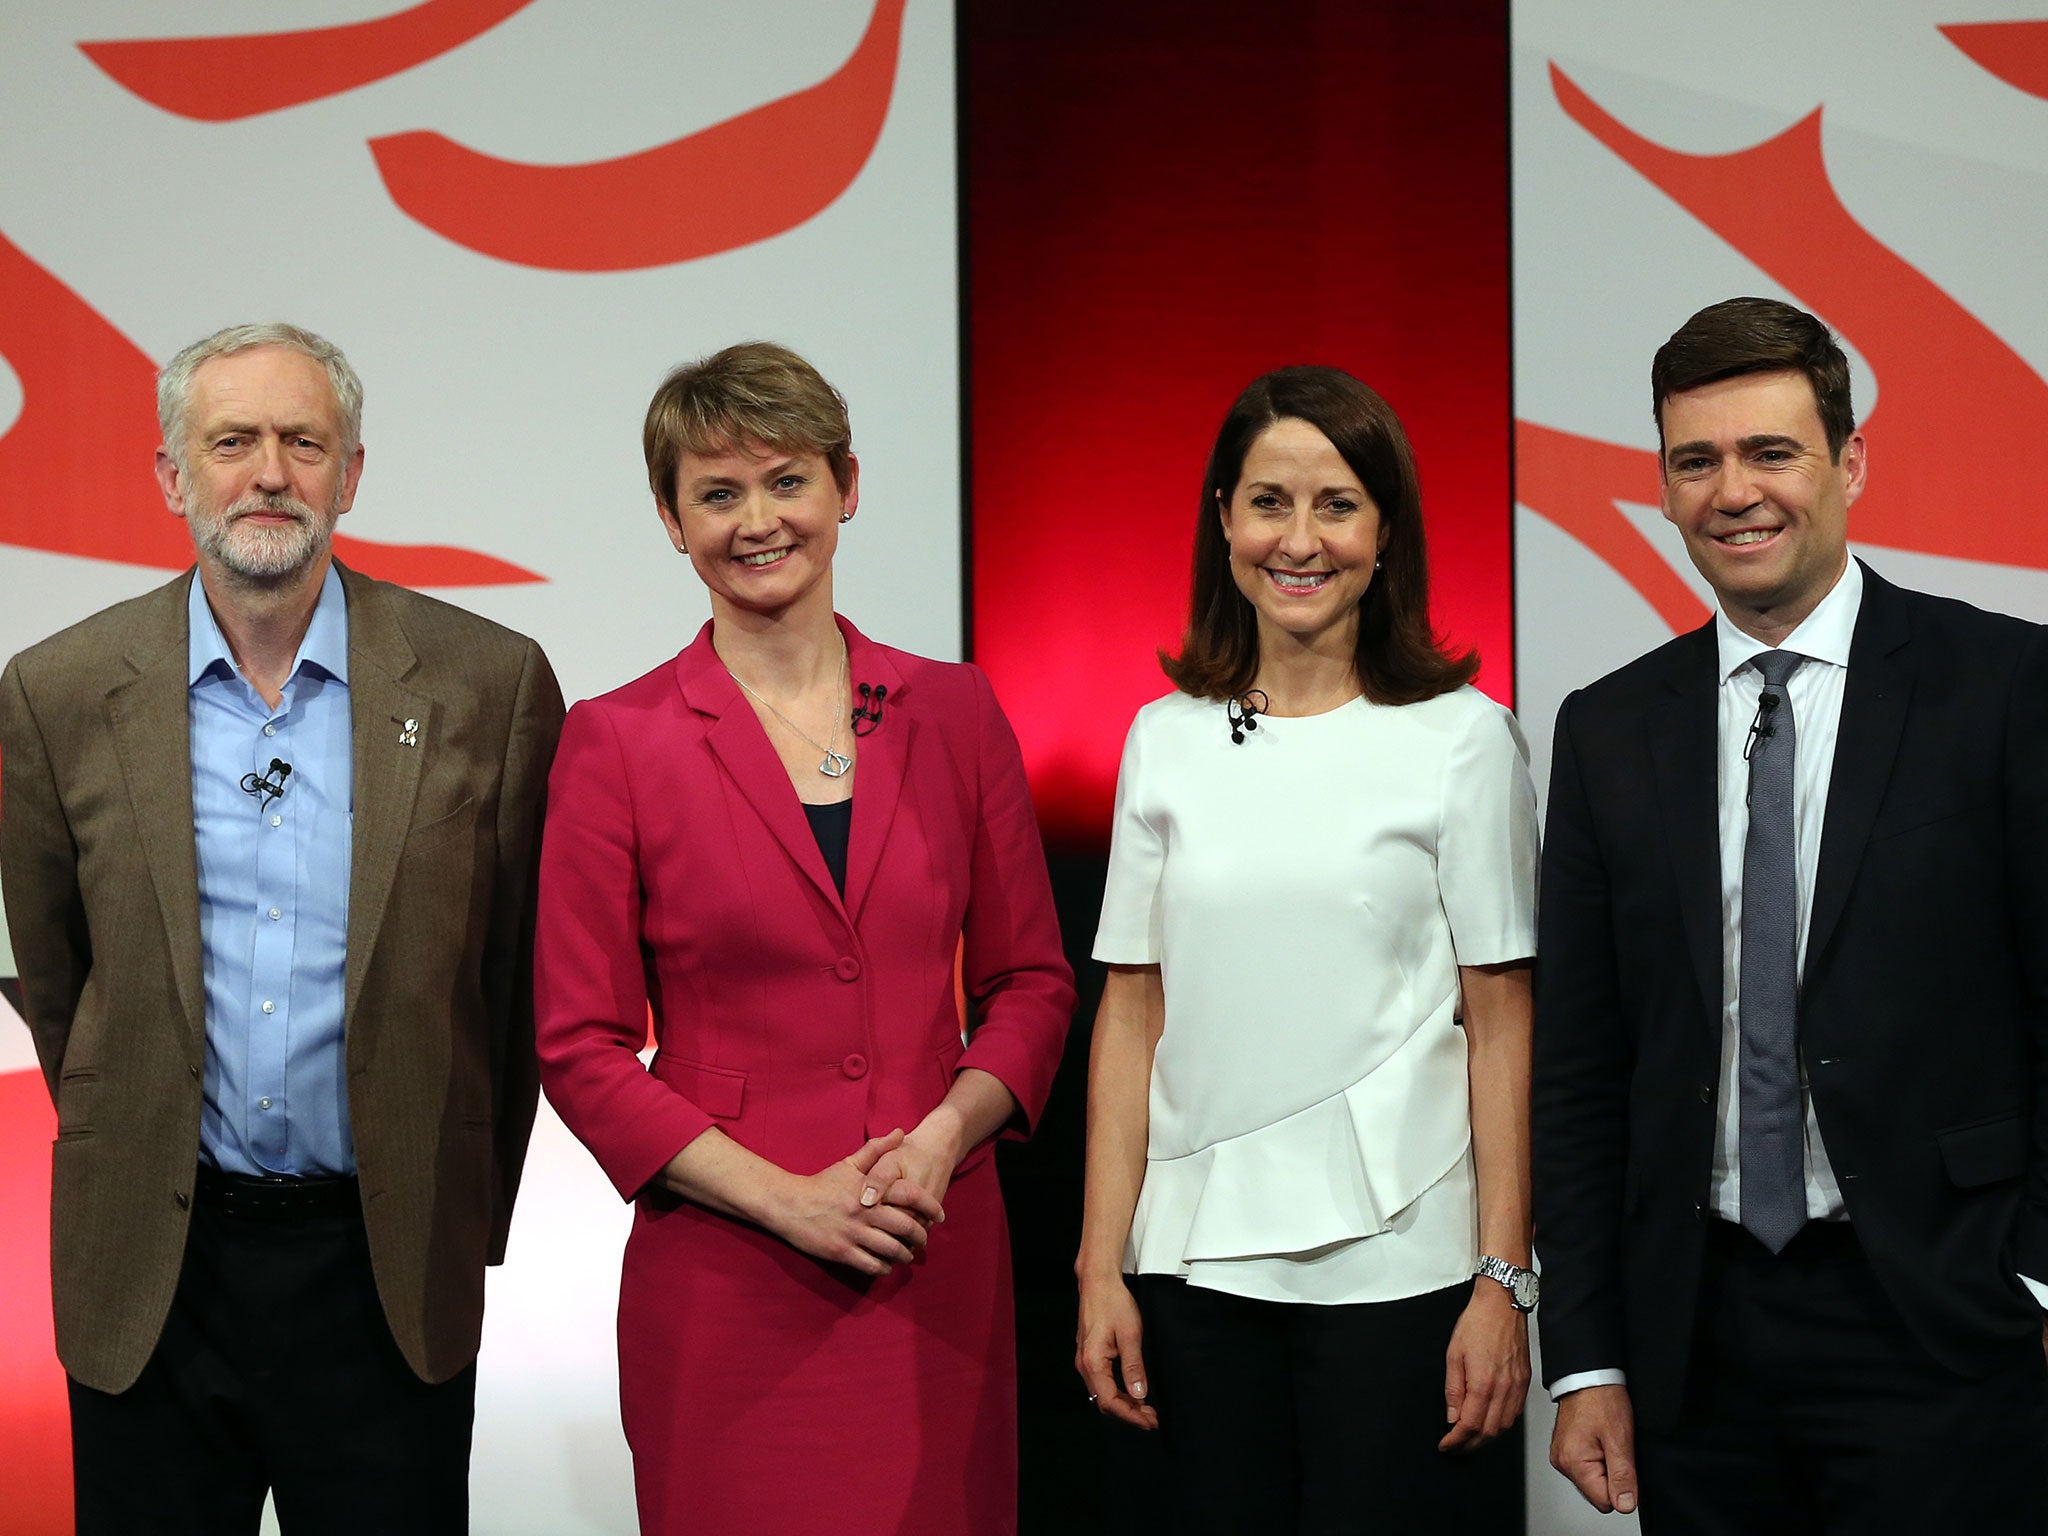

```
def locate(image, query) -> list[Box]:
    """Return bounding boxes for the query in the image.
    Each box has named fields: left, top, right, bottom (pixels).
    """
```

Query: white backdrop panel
left=0, top=3, right=958, bottom=1530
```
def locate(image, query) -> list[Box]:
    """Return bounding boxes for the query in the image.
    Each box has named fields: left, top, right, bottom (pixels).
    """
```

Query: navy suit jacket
left=1532, top=563, right=2048, bottom=1431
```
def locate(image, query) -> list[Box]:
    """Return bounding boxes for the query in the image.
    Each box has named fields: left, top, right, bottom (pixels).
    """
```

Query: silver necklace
left=729, top=644, right=853, bottom=778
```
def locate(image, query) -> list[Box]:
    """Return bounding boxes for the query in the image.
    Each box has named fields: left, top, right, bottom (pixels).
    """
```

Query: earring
left=838, top=512, right=852, bottom=523
left=1374, top=557, right=1382, bottom=571
left=677, top=541, right=688, bottom=554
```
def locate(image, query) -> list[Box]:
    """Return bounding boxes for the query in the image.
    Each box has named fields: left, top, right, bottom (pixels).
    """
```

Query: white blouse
left=1092, top=686, right=1538, bottom=1305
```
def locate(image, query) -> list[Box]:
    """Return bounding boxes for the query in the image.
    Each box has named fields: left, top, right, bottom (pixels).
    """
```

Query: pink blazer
left=534, top=616, right=1073, bottom=1202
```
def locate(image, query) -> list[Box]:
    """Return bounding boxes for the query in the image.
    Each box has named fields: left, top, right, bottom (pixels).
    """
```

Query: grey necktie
left=1739, top=649, right=1807, bottom=1253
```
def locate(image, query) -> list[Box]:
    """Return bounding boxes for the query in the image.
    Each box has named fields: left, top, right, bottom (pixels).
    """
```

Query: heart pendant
left=819, top=750, right=853, bottom=778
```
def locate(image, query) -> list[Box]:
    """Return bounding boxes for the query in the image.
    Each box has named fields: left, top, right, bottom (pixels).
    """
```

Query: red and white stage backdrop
left=1514, top=4, right=2048, bottom=1530
left=0, top=2, right=959, bottom=1530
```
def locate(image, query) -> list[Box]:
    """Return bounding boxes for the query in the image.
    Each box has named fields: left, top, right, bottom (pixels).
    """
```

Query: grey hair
left=157, top=322, right=364, bottom=467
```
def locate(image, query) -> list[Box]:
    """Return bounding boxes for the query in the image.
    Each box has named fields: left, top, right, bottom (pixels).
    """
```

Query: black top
left=802, top=797, right=853, bottom=896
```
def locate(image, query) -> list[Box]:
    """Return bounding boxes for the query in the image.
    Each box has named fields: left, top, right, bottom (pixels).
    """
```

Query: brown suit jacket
left=0, top=562, right=564, bottom=1392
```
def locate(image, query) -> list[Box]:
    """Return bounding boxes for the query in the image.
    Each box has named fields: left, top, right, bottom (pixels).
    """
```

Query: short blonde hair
left=644, top=341, right=853, bottom=512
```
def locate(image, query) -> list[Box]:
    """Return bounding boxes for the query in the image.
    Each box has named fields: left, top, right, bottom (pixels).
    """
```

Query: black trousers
left=1130, top=1275, right=1521, bottom=1535
left=68, top=1181, right=476, bottom=1536
left=1636, top=1219, right=2048, bottom=1535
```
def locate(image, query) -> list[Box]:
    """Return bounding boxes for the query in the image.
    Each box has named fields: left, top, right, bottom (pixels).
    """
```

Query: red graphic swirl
left=369, top=0, right=908, bottom=270
left=0, top=229, right=540, bottom=584
left=1519, top=63, right=2048, bottom=628
left=1942, top=21, right=2048, bottom=101
left=80, top=0, right=536, bottom=123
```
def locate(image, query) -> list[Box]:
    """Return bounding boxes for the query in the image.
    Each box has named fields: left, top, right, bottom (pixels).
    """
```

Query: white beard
left=190, top=490, right=337, bottom=582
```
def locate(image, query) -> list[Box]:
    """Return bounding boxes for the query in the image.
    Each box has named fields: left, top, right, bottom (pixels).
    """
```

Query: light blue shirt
left=188, top=568, right=354, bottom=1176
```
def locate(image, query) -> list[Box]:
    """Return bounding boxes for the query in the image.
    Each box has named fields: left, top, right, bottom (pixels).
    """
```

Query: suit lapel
left=105, top=576, right=205, bottom=1049
left=841, top=625, right=909, bottom=922
left=1648, top=623, right=1724, bottom=1026
left=1808, top=567, right=1913, bottom=975
left=678, top=625, right=848, bottom=921
left=339, top=567, right=431, bottom=1029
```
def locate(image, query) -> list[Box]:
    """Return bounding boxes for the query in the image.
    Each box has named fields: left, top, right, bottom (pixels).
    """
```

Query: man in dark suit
left=1533, top=297, right=2048, bottom=1532
left=0, top=322, right=563, bottom=1533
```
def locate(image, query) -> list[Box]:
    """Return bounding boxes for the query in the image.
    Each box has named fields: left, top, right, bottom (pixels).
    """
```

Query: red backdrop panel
left=0, top=1067, right=66, bottom=1536
left=966, top=1, right=1512, bottom=843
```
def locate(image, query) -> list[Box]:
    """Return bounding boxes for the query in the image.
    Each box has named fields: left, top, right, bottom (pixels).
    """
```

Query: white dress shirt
left=1550, top=559, right=2047, bottom=1400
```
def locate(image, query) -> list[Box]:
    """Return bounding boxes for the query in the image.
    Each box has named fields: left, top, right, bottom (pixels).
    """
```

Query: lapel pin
left=399, top=717, right=419, bottom=747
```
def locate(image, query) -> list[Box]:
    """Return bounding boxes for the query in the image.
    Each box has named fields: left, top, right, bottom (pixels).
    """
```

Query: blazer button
left=841, top=1053, right=869, bottom=1080
left=174, top=1190, right=190, bottom=1211
left=1697, top=1084, right=1713, bottom=1104
left=833, top=956, right=861, bottom=982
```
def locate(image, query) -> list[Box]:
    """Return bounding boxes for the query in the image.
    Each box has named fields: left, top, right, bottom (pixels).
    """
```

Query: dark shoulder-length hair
left=1161, top=366, right=1478, bottom=704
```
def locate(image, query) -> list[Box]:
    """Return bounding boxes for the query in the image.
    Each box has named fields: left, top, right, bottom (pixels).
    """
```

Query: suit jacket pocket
left=55, top=1068, right=97, bottom=1140
left=404, top=796, right=477, bottom=854
left=1867, top=802, right=1966, bottom=843
left=1936, top=1114, right=2027, bottom=1188
left=652, top=1054, right=747, bottom=1120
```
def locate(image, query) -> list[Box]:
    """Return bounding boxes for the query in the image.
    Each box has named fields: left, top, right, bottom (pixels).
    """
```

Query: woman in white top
left=1074, top=366, right=1539, bottom=1530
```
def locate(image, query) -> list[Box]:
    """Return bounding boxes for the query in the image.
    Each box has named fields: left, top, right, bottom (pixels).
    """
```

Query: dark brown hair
left=644, top=341, right=854, bottom=513
left=1162, top=366, right=1477, bottom=704
left=1651, top=297, right=1855, bottom=460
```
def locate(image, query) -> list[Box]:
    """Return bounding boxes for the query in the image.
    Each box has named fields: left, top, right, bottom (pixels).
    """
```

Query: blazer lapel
left=339, top=567, right=431, bottom=1029
left=840, top=621, right=909, bottom=923
left=1808, top=566, right=1913, bottom=975
left=104, top=577, right=205, bottom=1049
left=1648, top=623, right=1724, bottom=1026
left=676, top=625, right=847, bottom=920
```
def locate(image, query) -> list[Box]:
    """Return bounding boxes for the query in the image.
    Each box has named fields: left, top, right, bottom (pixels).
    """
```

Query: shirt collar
left=1714, top=554, right=1862, bottom=684
left=187, top=565, right=350, bottom=689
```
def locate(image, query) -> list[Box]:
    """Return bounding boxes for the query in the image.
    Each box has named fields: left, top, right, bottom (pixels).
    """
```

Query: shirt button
left=261, top=1000, right=276, bottom=1015
left=840, top=1053, right=869, bottom=1080
left=833, top=956, right=861, bottom=982
left=259, top=1097, right=272, bottom=1110
left=270, top=815, right=282, bottom=828
left=263, top=723, right=277, bottom=737
left=268, top=908, right=282, bottom=921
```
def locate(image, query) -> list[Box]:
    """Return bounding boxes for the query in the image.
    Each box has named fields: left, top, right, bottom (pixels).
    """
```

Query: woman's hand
left=859, top=1115, right=960, bottom=1230
left=1438, top=1280, right=1531, bottom=1452
left=859, top=1070, right=1017, bottom=1236
left=759, top=1129, right=933, bottom=1278
left=1075, top=1272, right=1158, bottom=1430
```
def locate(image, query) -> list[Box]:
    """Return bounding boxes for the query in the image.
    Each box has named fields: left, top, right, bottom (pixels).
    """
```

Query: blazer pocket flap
left=403, top=796, right=477, bottom=853
left=654, top=1054, right=747, bottom=1119
left=1937, top=1116, right=2028, bottom=1188
left=1869, top=801, right=1966, bottom=843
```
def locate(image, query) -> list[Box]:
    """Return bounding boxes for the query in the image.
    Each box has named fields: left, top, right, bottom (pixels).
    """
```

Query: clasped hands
left=765, top=1118, right=961, bottom=1278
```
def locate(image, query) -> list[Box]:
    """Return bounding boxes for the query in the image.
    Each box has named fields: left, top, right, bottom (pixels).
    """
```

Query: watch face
left=1513, top=1270, right=1539, bottom=1309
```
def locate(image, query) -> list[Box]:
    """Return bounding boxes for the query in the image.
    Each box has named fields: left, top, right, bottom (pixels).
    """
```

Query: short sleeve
left=1437, top=696, right=1539, bottom=966
left=1092, top=709, right=1166, bottom=963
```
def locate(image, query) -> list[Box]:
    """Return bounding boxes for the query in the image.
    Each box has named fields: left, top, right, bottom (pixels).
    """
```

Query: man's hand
left=1550, top=1382, right=1638, bottom=1515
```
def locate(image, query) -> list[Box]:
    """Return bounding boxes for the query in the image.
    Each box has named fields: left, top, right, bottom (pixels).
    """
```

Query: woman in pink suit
left=535, top=342, right=1074, bottom=1536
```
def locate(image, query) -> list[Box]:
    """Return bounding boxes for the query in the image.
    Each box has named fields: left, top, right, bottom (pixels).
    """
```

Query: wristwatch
left=1474, top=1255, right=1539, bottom=1313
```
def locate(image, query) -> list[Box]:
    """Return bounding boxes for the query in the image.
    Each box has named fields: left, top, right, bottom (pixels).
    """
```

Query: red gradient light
left=966, top=3, right=1512, bottom=842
